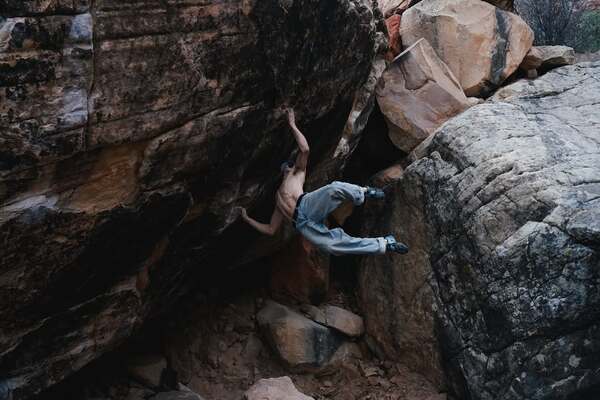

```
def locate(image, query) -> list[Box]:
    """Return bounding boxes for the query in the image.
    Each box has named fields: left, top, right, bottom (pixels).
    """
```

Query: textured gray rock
left=0, top=2, right=385, bottom=398
left=359, top=62, right=600, bottom=399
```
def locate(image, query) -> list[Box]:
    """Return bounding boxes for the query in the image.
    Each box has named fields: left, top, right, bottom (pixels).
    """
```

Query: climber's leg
left=299, top=181, right=367, bottom=223
left=297, top=220, right=387, bottom=256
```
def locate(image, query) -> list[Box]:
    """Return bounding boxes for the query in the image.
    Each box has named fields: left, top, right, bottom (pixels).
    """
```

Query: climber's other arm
left=239, top=207, right=283, bottom=236
left=287, top=108, right=309, bottom=171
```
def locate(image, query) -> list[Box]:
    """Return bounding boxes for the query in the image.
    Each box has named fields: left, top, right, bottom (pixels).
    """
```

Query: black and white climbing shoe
left=364, top=186, right=385, bottom=199
left=385, top=235, right=409, bottom=254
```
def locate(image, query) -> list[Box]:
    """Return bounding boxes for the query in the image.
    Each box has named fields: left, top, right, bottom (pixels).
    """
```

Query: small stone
left=244, top=377, right=314, bottom=400
left=149, top=391, right=205, bottom=400
left=363, top=366, right=380, bottom=377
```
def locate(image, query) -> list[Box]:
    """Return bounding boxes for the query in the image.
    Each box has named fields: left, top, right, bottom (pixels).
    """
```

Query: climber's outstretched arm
left=287, top=109, right=309, bottom=171
left=239, top=207, right=283, bottom=236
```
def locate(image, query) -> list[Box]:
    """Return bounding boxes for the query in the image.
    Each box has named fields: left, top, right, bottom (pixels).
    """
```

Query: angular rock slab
left=302, top=305, right=365, bottom=338
left=377, top=39, right=471, bottom=152
left=244, top=376, right=314, bottom=400
left=521, top=45, right=576, bottom=72
left=401, top=0, right=533, bottom=97
left=321, top=305, right=364, bottom=338
left=257, top=301, right=343, bottom=370
left=360, top=62, right=600, bottom=400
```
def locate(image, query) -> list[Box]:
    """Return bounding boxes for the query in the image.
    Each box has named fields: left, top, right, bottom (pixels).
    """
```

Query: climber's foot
left=364, top=186, right=385, bottom=199
left=385, top=235, right=409, bottom=254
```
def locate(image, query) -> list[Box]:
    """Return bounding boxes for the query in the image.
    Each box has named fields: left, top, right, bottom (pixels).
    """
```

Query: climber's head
left=280, top=160, right=294, bottom=175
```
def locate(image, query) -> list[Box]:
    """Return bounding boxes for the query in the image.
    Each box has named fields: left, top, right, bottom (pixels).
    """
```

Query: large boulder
left=359, top=62, right=600, bottom=399
left=401, top=0, right=533, bottom=97
left=379, top=0, right=515, bottom=15
left=257, top=301, right=345, bottom=370
left=377, top=39, right=471, bottom=152
left=0, top=1, right=385, bottom=398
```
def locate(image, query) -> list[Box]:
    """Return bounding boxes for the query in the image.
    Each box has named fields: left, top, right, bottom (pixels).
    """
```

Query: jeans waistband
left=292, top=193, right=307, bottom=227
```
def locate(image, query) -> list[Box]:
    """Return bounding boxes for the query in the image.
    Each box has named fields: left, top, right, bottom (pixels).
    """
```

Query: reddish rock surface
left=270, top=237, right=330, bottom=305
left=385, top=14, right=403, bottom=59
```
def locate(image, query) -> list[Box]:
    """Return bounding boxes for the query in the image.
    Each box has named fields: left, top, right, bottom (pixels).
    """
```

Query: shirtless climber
left=238, top=109, right=409, bottom=255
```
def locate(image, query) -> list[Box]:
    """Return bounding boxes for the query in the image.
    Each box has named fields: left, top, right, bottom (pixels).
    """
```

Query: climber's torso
left=276, top=167, right=306, bottom=221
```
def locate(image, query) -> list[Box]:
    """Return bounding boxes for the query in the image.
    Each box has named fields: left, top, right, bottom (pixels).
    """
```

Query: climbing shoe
left=364, top=186, right=385, bottom=199
left=385, top=235, right=409, bottom=254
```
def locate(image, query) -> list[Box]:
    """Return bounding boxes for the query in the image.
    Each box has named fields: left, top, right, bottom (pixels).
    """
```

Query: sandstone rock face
left=257, top=301, right=344, bottom=370
left=0, top=2, right=385, bottom=398
left=401, top=0, right=533, bottom=97
left=521, top=45, right=576, bottom=72
left=244, top=377, right=314, bottom=400
left=359, top=62, right=600, bottom=399
left=377, top=39, right=471, bottom=152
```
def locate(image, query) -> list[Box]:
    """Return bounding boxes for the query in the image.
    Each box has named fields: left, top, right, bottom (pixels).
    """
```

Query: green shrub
left=571, top=10, right=600, bottom=53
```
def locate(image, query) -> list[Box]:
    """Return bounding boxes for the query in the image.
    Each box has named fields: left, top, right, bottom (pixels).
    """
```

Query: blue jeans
left=294, top=181, right=387, bottom=255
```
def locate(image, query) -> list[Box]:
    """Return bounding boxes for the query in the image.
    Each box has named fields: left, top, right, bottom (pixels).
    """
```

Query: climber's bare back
left=239, top=108, right=309, bottom=236
left=276, top=167, right=306, bottom=221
